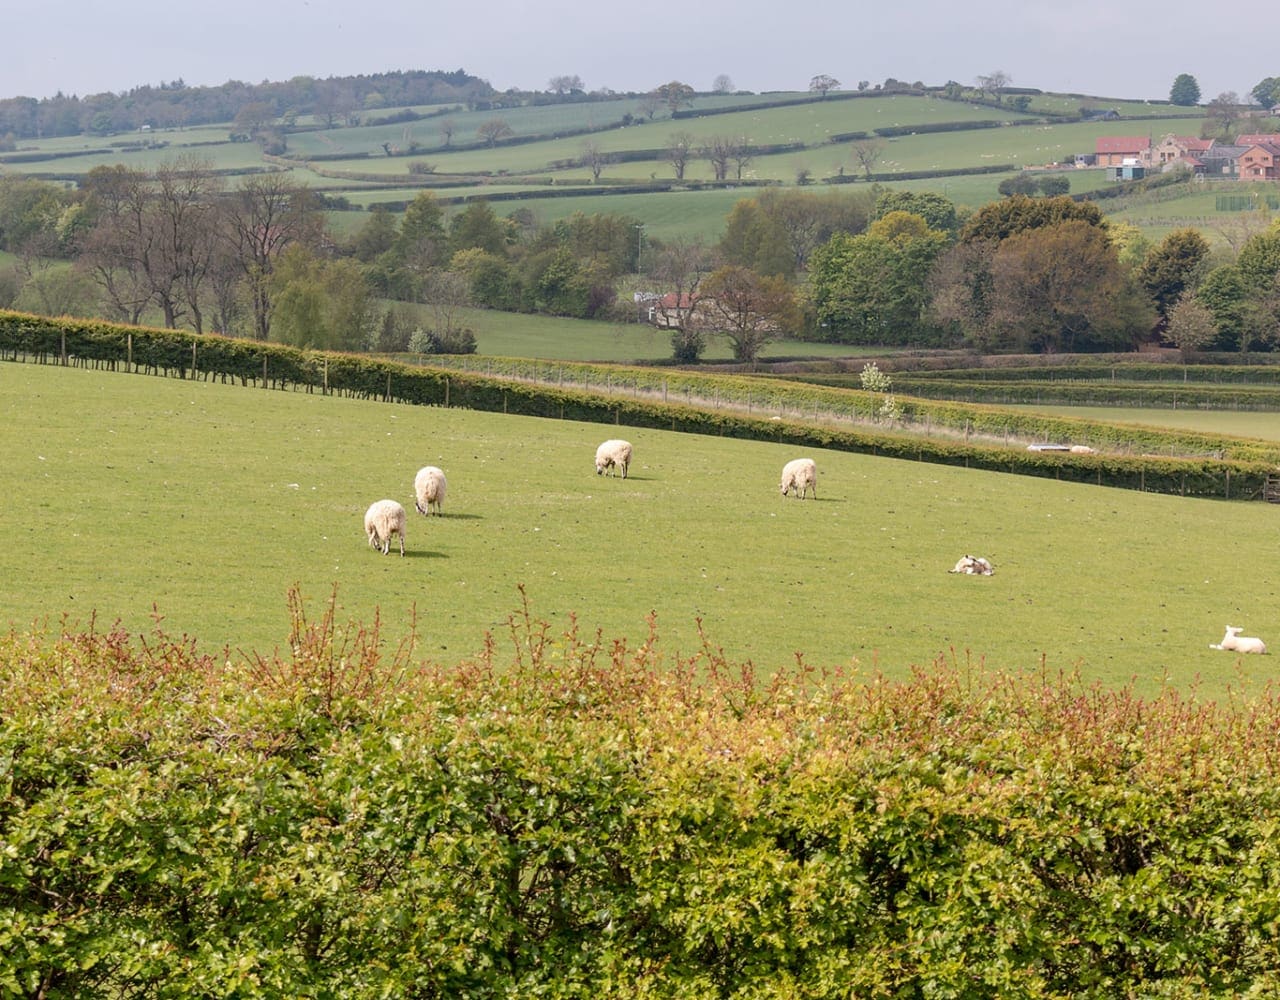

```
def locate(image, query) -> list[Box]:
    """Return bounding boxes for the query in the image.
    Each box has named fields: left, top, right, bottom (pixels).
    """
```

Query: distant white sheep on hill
left=414, top=466, right=447, bottom=516
left=364, top=499, right=406, bottom=556
left=595, top=439, right=633, bottom=478
left=779, top=458, right=817, bottom=499
left=1209, top=625, right=1267, bottom=655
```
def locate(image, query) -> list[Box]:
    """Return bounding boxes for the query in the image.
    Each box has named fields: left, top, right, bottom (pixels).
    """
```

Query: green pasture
left=1007, top=404, right=1280, bottom=442
left=3, top=361, right=1278, bottom=699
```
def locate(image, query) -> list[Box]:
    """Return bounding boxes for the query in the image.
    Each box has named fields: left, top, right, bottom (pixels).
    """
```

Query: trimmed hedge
left=3, top=311, right=1277, bottom=499
left=5, top=599, right=1280, bottom=996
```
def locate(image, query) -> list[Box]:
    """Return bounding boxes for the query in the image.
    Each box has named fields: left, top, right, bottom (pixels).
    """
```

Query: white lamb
left=1209, top=625, right=1267, bottom=655
left=779, top=458, right=817, bottom=499
left=364, top=499, right=406, bottom=556
left=595, top=439, right=633, bottom=478
left=414, top=465, right=447, bottom=516
left=949, top=555, right=994, bottom=575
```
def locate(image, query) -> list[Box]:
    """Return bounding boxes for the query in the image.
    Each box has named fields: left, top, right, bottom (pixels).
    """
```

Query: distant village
left=1091, top=131, right=1280, bottom=181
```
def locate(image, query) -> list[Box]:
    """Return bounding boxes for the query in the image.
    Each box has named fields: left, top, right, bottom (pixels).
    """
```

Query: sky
left=2, top=0, right=1274, bottom=105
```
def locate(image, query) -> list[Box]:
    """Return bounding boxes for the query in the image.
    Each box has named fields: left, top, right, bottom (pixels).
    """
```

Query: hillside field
left=3, top=360, right=1278, bottom=700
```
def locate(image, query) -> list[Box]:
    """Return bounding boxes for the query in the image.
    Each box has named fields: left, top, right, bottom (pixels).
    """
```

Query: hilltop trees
left=653, top=81, right=695, bottom=116
left=808, top=74, right=840, bottom=98
left=1170, top=73, right=1201, bottom=106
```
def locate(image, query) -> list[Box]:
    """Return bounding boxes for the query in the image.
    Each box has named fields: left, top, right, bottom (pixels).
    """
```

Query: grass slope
left=3, top=361, right=1278, bottom=699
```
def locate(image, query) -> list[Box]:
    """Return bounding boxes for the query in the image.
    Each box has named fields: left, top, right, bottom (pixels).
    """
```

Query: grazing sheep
left=1070, top=445, right=1097, bottom=454
left=595, top=439, right=633, bottom=478
left=414, top=465, right=447, bottom=516
left=1209, top=625, right=1267, bottom=655
left=364, top=499, right=406, bottom=556
left=779, top=458, right=817, bottom=499
left=949, top=555, right=994, bottom=576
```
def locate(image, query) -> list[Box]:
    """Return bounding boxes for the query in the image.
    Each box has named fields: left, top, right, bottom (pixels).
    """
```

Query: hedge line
left=883, top=378, right=1280, bottom=411
left=3, top=311, right=1276, bottom=498
left=896, top=363, right=1280, bottom=385
left=6, top=601, right=1280, bottom=996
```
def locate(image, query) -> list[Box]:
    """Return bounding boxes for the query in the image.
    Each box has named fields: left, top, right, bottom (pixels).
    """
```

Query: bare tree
left=581, top=139, right=611, bottom=182
left=850, top=138, right=885, bottom=180
left=438, top=118, right=457, bottom=147
left=730, top=139, right=754, bottom=180
left=701, top=136, right=734, bottom=181
left=648, top=238, right=714, bottom=361
left=548, top=75, right=585, bottom=95
left=975, top=71, right=1011, bottom=102
left=809, top=74, right=840, bottom=98
left=666, top=131, right=695, bottom=180
left=476, top=118, right=514, bottom=147
left=713, top=74, right=735, bottom=94
left=420, top=269, right=472, bottom=340
left=219, top=173, right=324, bottom=341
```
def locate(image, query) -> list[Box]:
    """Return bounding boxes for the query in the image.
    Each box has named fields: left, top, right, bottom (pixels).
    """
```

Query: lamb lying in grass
left=1209, top=625, right=1267, bottom=655
left=949, top=555, right=994, bottom=575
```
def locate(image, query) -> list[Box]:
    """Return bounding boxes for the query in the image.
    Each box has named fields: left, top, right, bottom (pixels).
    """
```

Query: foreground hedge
left=5, top=590, right=1280, bottom=997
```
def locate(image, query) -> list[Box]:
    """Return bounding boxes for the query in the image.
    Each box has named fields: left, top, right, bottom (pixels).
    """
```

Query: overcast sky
left=3, top=0, right=1273, bottom=104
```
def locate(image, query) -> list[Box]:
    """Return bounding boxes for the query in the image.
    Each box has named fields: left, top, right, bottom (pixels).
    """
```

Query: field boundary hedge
left=3, top=310, right=1276, bottom=500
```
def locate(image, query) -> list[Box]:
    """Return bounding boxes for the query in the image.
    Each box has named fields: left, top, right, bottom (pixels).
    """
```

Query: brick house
left=1236, top=133, right=1280, bottom=147
left=1238, top=143, right=1280, bottom=180
left=1094, top=136, right=1151, bottom=167
left=1151, top=134, right=1214, bottom=165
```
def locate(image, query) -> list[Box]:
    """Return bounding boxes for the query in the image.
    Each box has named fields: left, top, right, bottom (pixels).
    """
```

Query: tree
left=449, top=200, right=508, bottom=257
left=730, top=139, right=754, bottom=180
left=873, top=190, right=958, bottom=236
left=419, top=269, right=473, bottom=347
left=1136, top=228, right=1210, bottom=322
left=975, top=71, right=1011, bottom=101
left=1195, top=263, right=1249, bottom=351
left=808, top=74, right=840, bottom=98
left=1170, top=73, right=1201, bottom=106
left=580, top=139, right=610, bottom=182
left=653, top=81, right=695, bottom=116
left=712, top=74, right=734, bottom=94
left=808, top=215, right=949, bottom=345
left=548, top=75, right=584, bottom=95
left=849, top=138, right=884, bottom=180
left=1251, top=77, right=1280, bottom=110
left=268, top=245, right=373, bottom=351
left=718, top=199, right=792, bottom=277
left=987, top=220, right=1149, bottom=353
left=219, top=173, right=324, bottom=340
left=1203, top=92, right=1242, bottom=140
left=997, top=174, right=1040, bottom=197
left=960, top=194, right=1105, bottom=244
left=699, top=265, right=798, bottom=364
left=648, top=238, right=714, bottom=362
left=437, top=118, right=457, bottom=147
left=1165, top=293, right=1219, bottom=359
left=476, top=118, right=513, bottom=147
left=700, top=136, right=734, bottom=181
left=666, top=131, right=695, bottom=181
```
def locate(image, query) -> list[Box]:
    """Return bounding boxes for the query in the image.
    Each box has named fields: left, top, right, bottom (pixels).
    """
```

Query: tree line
left=2, top=161, right=1279, bottom=363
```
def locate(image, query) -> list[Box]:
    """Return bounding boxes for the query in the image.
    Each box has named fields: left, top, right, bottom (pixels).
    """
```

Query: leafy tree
left=1165, top=292, right=1219, bottom=359
left=926, top=238, right=998, bottom=347
left=873, top=190, right=958, bottom=236
left=718, top=199, right=792, bottom=277
left=1170, top=73, right=1201, bottom=106
left=808, top=74, right=840, bottom=98
left=452, top=247, right=520, bottom=311
left=699, top=265, right=798, bottom=363
left=269, top=245, right=374, bottom=351
left=960, top=194, right=1105, bottom=244
left=975, top=71, right=1011, bottom=101
left=997, top=174, right=1040, bottom=197
left=351, top=206, right=397, bottom=263
left=808, top=215, right=949, bottom=345
left=1235, top=224, right=1280, bottom=291
left=1136, top=228, right=1211, bottom=321
left=548, top=75, right=584, bottom=95
left=653, top=81, right=695, bottom=116
left=988, top=220, right=1150, bottom=353
left=1195, top=263, right=1249, bottom=351
left=1251, top=76, right=1280, bottom=110
left=449, top=200, right=508, bottom=257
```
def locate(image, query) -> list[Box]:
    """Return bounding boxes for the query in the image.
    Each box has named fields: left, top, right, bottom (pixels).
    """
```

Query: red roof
left=1237, top=134, right=1280, bottom=146
left=1095, top=136, right=1150, bottom=154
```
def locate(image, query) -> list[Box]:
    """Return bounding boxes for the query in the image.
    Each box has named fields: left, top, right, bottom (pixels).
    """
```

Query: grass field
left=1007, top=404, right=1280, bottom=442
left=4, top=361, right=1278, bottom=700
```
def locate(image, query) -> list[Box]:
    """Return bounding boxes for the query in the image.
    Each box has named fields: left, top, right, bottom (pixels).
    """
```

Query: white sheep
left=1209, top=625, right=1267, bottom=655
left=414, top=465, right=447, bottom=516
left=364, top=499, right=406, bottom=556
left=595, top=439, right=633, bottom=478
left=779, top=458, right=817, bottom=499
left=1069, top=445, right=1097, bottom=455
left=949, top=555, right=994, bottom=575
